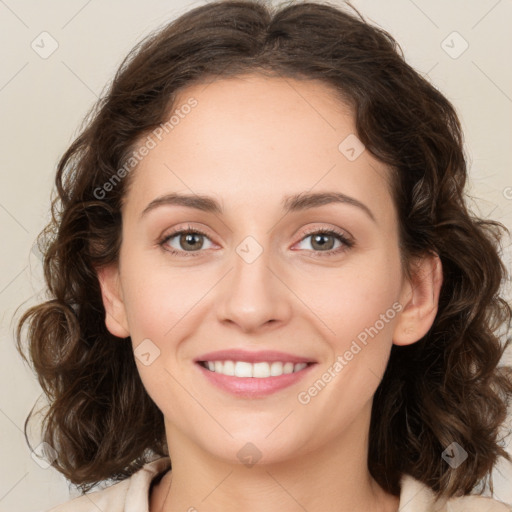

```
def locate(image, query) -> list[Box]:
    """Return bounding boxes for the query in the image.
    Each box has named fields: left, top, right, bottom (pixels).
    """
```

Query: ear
left=96, top=264, right=130, bottom=338
left=393, top=252, right=443, bottom=346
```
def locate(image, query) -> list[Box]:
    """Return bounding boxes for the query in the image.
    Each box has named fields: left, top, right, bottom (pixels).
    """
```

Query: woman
left=16, top=1, right=512, bottom=511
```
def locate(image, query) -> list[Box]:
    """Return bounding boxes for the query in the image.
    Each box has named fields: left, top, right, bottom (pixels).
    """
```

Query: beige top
left=46, top=457, right=511, bottom=512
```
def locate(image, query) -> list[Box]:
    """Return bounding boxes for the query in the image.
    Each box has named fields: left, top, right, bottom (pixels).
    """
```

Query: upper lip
left=195, top=349, right=316, bottom=364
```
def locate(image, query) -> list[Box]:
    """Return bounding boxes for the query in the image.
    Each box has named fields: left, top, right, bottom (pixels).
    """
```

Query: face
left=101, top=74, right=422, bottom=466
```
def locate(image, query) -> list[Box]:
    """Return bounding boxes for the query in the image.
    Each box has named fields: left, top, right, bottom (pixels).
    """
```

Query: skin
left=97, top=73, right=443, bottom=512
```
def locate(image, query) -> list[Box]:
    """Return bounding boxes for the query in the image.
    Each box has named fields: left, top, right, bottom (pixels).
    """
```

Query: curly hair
left=15, top=0, right=512, bottom=499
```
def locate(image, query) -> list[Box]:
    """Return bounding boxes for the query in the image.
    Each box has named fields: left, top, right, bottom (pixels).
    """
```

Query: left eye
left=295, top=230, right=345, bottom=252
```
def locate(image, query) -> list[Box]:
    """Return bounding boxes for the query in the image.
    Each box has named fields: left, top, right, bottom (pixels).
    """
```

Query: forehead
left=123, top=73, right=393, bottom=223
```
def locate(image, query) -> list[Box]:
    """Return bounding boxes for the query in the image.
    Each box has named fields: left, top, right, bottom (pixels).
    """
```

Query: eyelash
left=158, top=224, right=354, bottom=258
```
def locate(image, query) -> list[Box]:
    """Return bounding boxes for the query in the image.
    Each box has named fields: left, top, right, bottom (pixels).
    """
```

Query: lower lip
left=196, top=362, right=317, bottom=398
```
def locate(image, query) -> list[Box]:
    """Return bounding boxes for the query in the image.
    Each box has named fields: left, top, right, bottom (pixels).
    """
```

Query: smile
left=199, top=360, right=310, bottom=378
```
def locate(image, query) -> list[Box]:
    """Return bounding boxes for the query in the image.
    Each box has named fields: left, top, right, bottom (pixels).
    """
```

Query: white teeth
left=223, top=360, right=235, bottom=376
left=253, top=362, right=270, bottom=378
left=234, top=361, right=252, bottom=377
left=283, top=362, right=294, bottom=374
left=270, top=361, right=283, bottom=376
left=202, top=360, right=309, bottom=378
left=294, top=362, right=307, bottom=372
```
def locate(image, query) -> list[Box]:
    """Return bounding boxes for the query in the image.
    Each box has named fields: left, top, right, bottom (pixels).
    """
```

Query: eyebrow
left=139, top=191, right=376, bottom=223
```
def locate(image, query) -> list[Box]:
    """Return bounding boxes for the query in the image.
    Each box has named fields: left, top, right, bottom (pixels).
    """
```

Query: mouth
left=197, top=360, right=313, bottom=378
left=194, top=349, right=317, bottom=397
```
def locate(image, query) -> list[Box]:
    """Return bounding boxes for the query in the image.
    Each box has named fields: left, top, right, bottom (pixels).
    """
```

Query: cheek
left=298, top=251, right=402, bottom=398
left=300, top=253, right=403, bottom=341
left=120, top=258, right=202, bottom=341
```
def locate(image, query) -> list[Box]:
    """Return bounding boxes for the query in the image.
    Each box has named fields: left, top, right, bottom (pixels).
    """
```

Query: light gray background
left=1, top=1, right=511, bottom=510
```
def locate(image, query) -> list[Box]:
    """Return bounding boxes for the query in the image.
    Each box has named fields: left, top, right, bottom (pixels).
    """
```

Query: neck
left=151, top=403, right=400, bottom=512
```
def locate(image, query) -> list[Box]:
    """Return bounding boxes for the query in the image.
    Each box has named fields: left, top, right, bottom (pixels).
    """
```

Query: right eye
left=159, top=226, right=215, bottom=257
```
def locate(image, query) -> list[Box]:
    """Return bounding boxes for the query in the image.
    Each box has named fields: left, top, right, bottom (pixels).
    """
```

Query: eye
left=159, top=225, right=214, bottom=257
left=294, top=228, right=354, bottom=257
left=158, top=225, right=354, bottom=258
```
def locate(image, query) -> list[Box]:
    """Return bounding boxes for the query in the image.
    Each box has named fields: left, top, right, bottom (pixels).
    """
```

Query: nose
left=215, top=237, right=292, bottom=334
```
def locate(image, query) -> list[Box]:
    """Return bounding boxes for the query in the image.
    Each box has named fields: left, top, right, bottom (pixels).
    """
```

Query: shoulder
left=45, top=457, right=172, bottom=512
left=445, top=494, right=512, bottom=512
left=46, top=478, right=131, bottom=512
left=399, top=474, right=512, bottom=512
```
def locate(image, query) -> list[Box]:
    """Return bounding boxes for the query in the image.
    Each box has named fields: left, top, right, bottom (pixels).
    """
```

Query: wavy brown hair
left=15, top=0, right=512, bottom=500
